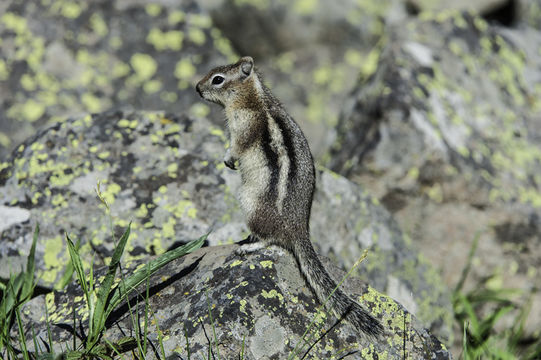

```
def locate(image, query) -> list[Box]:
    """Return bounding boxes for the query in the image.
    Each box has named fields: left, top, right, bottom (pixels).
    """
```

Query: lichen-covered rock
left=406, top=0, right=510, bottom=17
left=198, top=0, right=405, bottom=58
left=0, top=110, right=452, bottom=342
left=330, top=11, right=541, bottom=335
left=0, top=111, right=235, bottom=284
left=17, top=244, right=451, bottom=359
left=0, top=0, right=236, bottom=159
left=197, top=0, right=409, bottom=160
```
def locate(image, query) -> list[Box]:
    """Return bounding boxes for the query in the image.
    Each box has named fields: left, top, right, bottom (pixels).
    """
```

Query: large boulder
left=330, top=11, right=541, bottom=335
left=0, top=0, right=235, bottom=159
left=17, top=244, right=451, bottom=359
left=0, top=110, right=452, bottom=342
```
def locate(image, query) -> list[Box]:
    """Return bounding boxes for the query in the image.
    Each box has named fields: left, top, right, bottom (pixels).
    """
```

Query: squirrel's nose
left=196, top=83, right=202, bottom=97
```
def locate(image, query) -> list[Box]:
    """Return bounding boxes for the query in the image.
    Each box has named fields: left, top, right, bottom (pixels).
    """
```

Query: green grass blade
left=32, top=325, right=40, bottom=354
left=2, top=275, right=23, bottom=349
left=155, top=318, right=166, bottom=359
left=1, top=276, right=16, bottom=328
left=205, top=289, right=220, bottom=360
left=21, top=224, right=38, bottom=301
left=92, top=223, right=132, bottom=339
left=458, top=293, right=479, bottom=336
left=462, top=321, right=467, bottom=359
left=105, top=233, right=207, bottom=319
left=478, top=305, right=514, bottom=341
left=66, top=233, right=96, bottom=345
left=15, top=306, right=29, bottom=360
left=454, top=231, right=481, bottom=294
left=57, top=237, right=81, bottom=290
left=142, top=265, right=151, bottom=355
left=66, top=234, right=89, bottom=300
left=72, top=298, right=77, bottom=351
left=240, top=334, right=245, bottom=360
left=45, top=301, right=54, bottom=357
left=468, top=288, right=521, bottom=304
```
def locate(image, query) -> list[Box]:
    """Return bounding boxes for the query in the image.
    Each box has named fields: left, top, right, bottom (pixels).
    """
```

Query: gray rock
left=197, top=0, right=409, bottom=160
left=0, top=110, right=452, bottom=342
left=16, top=245, right=451, bottom=359
left=330, top=11, right=541, bottom=336
left=406, top=0, right=511, bottom=17
left=0, top=0, right=235, bottom=159
left=0, top=205, right=30, bottom=233
left=198, top=0, right=406, bottom=58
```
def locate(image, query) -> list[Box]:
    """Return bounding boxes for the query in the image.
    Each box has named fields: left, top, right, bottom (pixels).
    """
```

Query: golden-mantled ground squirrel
left=196, top=57, right=383, bottom=337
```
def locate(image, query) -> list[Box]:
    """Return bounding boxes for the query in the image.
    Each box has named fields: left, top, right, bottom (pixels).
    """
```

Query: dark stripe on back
left=261, top=115, right=280, bottom=201
left=270, top=107, right=297, bottom=183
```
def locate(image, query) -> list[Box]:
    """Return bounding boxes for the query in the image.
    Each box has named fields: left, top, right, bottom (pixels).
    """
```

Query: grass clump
left=0, top=225, right=38, bottom=359
left=0, top=182, right=207, bottom=359
left=453, top=233, right=541, bottom=359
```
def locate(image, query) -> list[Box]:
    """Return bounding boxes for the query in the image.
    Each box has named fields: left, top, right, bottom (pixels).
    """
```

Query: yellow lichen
left=293, top=0, right=317, bottom=15
left=174, top=58, right=196, bottom=80
left=42, top=236, right=64, bottom=283
left=130, top=53, right=157, bottom=81
left=147, top=28, right=184, bottom=51
left=261, top=289, right=283, bottom=302
left=145, top=3, right=162, bottom=16
left=168, top=10, right=185, bottom=25
left=230, top=259, right=243, bottom=268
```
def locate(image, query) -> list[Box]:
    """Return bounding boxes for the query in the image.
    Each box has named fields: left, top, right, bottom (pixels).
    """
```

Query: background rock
left=406, top=0, right=513, bottom=19
left=0, top=0, right=235, bottom=160
left=195, top=0, right=409, bottom=159
left=329, top=11, right=541, bottom=337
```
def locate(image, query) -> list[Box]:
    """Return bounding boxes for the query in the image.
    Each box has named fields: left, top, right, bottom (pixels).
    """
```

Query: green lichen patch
left=0, top=1, right=234, bottom=159
left=0, top=110, right=228, bottom=287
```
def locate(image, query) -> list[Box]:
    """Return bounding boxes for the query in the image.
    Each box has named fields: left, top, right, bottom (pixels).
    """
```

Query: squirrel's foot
left=235, top=235, right=264, bottom=255
left=238, top=234, right=259, bottom=245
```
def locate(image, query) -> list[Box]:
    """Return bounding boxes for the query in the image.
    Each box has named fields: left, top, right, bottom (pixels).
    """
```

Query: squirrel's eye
left=212, top=75, right=224, bottom=85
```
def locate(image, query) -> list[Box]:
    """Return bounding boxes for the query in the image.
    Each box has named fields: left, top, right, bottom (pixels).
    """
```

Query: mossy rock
left=330, top=11, right=541, bottom=338
left=16, top=244, right=451, bottom=359
left=0, top=110, right=452, bottom=342
left=0, top=0, right=236, bottom=159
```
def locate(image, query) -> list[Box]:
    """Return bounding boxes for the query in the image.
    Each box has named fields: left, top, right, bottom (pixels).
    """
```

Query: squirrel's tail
left=292, top=237, right=383, bottom=338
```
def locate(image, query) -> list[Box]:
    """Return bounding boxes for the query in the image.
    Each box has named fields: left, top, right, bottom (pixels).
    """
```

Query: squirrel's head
left=196, top=56, right=260, bottom=108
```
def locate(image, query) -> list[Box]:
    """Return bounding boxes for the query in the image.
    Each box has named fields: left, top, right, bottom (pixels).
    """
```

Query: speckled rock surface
left=197, top=0, right=408, bottom=160
left=0, top=0, right=235, bottom=159
left=0, top=110, right=452, bottom=343
left=198, top=0, right=405, bottom=58
left=17, top=245, right=451, bottom=359
left=330, top=12, right=541, bottom=337
left=406, top=0, right=509, bottom=16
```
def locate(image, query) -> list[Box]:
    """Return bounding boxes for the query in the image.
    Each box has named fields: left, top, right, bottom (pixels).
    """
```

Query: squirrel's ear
left=240, top=56, right=254, bottom=76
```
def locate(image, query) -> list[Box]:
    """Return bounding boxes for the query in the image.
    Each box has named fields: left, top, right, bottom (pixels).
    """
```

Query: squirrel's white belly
left=238, top=149, right=271, bottom=216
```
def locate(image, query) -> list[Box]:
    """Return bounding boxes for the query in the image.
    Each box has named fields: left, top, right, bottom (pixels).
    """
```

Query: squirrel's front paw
left=224, top=149, right=237, bottom=170
left=224, top=158, right=237, bottom=170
